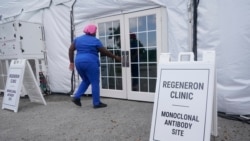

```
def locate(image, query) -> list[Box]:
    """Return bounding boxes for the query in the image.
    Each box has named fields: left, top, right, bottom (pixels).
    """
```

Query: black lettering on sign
left=161, top=111, right=199, bottom=122
left=10, top=79, right=17, bottom=83
left=7, top=89, right=16, bottom=93
left=163, top=81, right=204, bottom=90
left=7, top=93, right=14, bottom=97
left=172, top=128, right=184, bottom=136
left=9, top=74, right=20, bottom=78
left=170, top=91, right=193, bottom=100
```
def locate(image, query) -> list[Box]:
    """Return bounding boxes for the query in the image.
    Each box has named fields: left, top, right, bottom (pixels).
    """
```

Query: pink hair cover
left=83, top=24, right=97, bottom=34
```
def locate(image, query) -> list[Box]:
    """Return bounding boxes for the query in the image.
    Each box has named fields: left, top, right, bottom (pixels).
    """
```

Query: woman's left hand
left=69, top=63, right=74, bottom=71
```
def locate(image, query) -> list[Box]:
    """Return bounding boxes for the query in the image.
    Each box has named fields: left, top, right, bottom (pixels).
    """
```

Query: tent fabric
left=197, top=0, right=250, bottom=115
left=73, top=0, right=159, bottom=25
left=0, top=0, right=73, bottom=93
left=53, top=0, right=72, bottom=6
left=151, top=0, right=192, bottom=60
left=0, top=0, right=249, bottom=115
left=43, top=4, right=72, bottom=93
left=0, top=0, right=51, bottom=20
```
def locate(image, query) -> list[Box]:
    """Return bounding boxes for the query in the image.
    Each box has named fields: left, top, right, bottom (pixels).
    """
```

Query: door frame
left=94, top=7, right=166, bottom=102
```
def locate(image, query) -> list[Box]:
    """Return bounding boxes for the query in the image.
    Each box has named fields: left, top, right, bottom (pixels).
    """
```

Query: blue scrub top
left=74, top=34, right=103, bottom=64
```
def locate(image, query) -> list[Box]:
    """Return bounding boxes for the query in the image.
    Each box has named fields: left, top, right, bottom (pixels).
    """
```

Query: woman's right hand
left=114, top=56, right=121, bottom=62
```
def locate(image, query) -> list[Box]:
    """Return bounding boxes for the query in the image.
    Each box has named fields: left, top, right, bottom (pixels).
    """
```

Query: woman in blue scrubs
left=68, top=24, right=121, bottom=109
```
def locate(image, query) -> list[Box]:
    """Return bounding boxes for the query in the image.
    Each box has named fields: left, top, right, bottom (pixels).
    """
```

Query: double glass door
left=95, top=8, right=162, bottom=102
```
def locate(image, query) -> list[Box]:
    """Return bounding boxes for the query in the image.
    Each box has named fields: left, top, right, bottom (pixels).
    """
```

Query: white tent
left=0, top=0, right=249, bottom=115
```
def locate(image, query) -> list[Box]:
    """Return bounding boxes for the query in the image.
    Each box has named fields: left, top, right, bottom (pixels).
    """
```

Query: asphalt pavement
left=0, top=94, right=249, bottom=141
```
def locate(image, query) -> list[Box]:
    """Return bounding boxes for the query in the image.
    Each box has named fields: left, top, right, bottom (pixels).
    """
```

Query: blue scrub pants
left=74, top=62, right=100, bottom=106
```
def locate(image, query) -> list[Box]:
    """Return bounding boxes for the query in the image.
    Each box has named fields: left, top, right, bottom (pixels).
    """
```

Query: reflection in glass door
left=129, top=14, right=157, bottom=92
left=125, top=8, right=161, bottom=102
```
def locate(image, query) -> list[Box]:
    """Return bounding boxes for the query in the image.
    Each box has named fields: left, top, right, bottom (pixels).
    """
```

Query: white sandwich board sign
left=2, top=59, right=46, bottom=112
left=150, top=51, right=216, bottom=141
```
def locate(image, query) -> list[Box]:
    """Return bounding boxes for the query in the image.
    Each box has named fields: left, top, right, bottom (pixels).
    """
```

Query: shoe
left=93, top=102, right=107, bottom=109
left=72, top=98, right=81, bottom=106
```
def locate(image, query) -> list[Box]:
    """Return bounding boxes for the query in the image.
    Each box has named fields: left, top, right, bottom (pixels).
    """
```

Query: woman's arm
left=68, top=43, right=75, bottom=71
left=98, top=47, right=121, bottom=62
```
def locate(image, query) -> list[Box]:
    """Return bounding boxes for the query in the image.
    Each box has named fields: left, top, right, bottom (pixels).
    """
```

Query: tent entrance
left=95, top=8, right=163, bottom=102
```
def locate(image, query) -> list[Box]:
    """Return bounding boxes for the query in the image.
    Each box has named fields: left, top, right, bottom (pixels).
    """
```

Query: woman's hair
left=83, top=24, right=97, bottom=35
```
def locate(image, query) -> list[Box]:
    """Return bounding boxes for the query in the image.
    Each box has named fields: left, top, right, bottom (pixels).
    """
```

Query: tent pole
left=192, top=0, right=199, bottom=61
left=69, top=0, right=77, bottom=95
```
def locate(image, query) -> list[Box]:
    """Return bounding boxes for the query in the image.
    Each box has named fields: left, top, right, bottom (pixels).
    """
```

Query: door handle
left=121, top=51, right=129, bottom=67
left=125, top=51, right=129, bottom=67
left=122, top=51, right=126, bottom=67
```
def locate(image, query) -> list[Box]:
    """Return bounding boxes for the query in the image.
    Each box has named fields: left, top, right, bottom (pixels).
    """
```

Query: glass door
left=125, top=8, right=162, bottom=102
left=95, top=16, right=127, bottom=99
left=95, top=8, right=162, bottom=102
